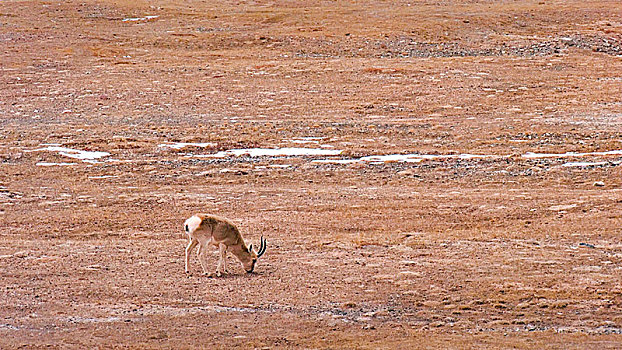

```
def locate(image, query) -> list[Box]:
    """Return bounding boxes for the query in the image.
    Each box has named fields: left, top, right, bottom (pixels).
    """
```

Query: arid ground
left=1, top=0, right=622, bottom=348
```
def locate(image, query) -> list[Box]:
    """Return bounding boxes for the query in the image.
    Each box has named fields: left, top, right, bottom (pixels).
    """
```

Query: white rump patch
left=184, top=215, right=202, bottom=234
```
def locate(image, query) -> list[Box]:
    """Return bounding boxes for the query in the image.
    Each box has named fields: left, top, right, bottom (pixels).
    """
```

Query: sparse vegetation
left=1, top=0, right=621, bottom=348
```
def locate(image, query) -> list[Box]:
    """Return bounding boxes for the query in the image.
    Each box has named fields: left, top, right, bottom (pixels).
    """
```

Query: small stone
left=593, top=181, right=605, bottom=187
left=579, top=242, right=596, bottom=248
left=400, top=260, right=418, bottom=266
left=219, top=168, right=249, bottom=175
left=489, top=319, right=510, bottom=326
left=342, top=302, right=357, bottom=308
left=401, top=232, right=424, bottom=237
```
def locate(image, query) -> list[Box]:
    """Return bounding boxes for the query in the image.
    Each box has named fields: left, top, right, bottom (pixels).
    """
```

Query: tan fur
left=183, top=214, right=265, bottom=276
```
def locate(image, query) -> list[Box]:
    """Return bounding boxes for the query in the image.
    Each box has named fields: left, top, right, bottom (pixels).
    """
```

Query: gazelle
left=183, top=214, right=267, bottom=276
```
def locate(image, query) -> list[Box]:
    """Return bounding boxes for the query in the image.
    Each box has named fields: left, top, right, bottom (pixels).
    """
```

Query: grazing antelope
left=183, top=214, right=267, bottom=276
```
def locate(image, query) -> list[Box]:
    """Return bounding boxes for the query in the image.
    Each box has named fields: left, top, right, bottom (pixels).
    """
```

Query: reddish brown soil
left=1, top=0, right=622, bottom=348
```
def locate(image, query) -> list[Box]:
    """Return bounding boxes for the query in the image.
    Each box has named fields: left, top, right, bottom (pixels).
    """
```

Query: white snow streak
left=158, top=142, right=217, bottom=150
left=206, top=148, right=343, bottom=158
left=30, top=147, right=110, bottom=162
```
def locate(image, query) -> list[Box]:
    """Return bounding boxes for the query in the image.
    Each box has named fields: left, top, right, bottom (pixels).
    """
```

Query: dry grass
left=1, top=0, right=621, bottom=348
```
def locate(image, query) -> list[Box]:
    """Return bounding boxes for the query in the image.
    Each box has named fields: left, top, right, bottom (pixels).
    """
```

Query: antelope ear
left=248, top=244, right=253, bottom=253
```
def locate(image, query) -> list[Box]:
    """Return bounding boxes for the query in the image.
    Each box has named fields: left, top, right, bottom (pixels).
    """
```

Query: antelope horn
left=257, top=236, right=267, bottom=258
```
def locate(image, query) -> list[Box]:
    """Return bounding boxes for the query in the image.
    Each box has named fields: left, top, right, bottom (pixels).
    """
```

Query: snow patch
left=523, top=150, right=622, bottom=158
left=314, top=153, right=496, bottom=164
left=122, top=15, right=159, bottom=22
left=289, top=137, right=326, bottom=144
left=313, top=149, right=622, bottom=165
left=158, top=142, right=217, bottom=150
left=206, top=148, right=343, bottom=158
left=31, top=146, right=110, bottom=162
left=360, top=154, right=425, bottom=163
left=562, top=162, right=608, bottom=167
left=548, top=204, right=577, bottom=211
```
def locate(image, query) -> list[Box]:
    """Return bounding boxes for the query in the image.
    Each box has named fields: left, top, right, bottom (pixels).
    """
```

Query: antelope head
left=244, top=236, right=267, bottom=273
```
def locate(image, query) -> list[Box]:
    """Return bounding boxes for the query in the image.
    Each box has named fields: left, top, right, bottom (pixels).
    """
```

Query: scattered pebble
left=579, top=242, right=596, bottom=248
left=400, top=260, right=418, bottom=266
left=401, top=232, right=424, bottom=237
left=397, top=169, right=419, bottom=176
left=13, top=251, right=28, bottom=258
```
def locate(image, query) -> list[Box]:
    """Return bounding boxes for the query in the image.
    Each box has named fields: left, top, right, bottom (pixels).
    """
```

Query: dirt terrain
left=1, top=0, right=622, bottom=348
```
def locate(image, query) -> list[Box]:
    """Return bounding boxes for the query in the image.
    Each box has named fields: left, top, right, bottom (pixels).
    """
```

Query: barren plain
left=1, top=0, right=622, bottom=348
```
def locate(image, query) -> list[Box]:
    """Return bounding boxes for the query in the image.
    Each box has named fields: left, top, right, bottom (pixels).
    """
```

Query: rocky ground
left=1, top=0, right=622, bottom=348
